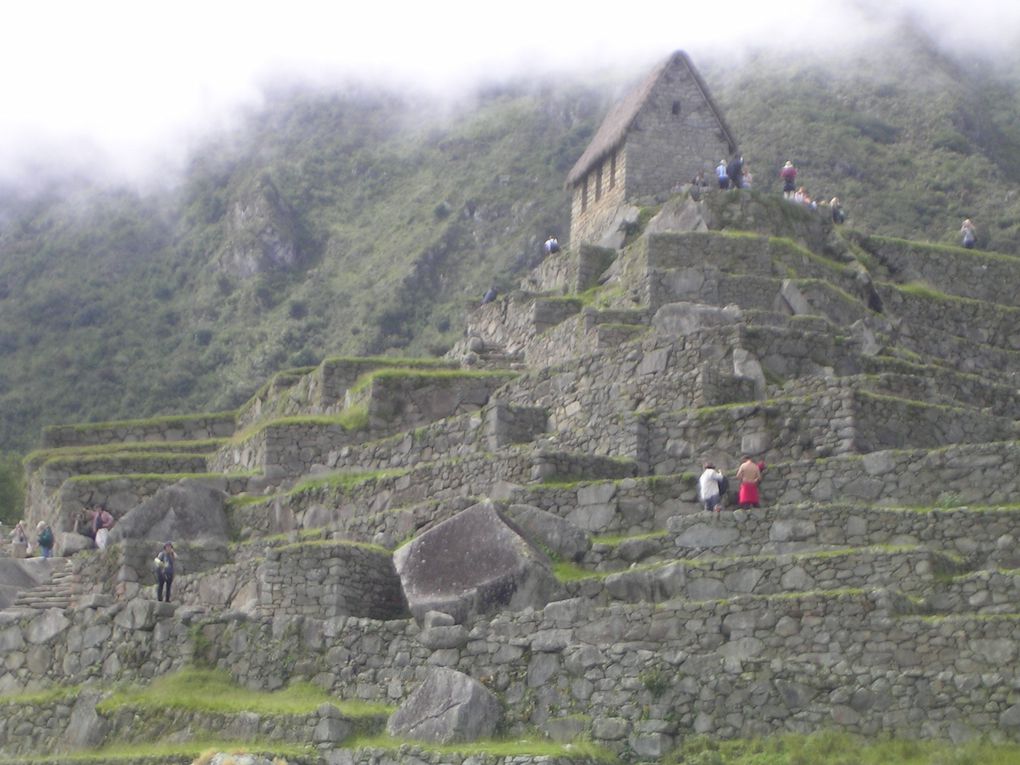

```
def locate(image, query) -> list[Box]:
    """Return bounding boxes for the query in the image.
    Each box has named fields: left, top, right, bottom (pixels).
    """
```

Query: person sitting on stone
left=543, top=236, right=560, bottom=255
left=481, top=286, right=498, bottom=305
left=91, top=505, right=115, bottom=550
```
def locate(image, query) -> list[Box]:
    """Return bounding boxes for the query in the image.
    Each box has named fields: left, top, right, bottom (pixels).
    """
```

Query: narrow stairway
left=10, top=558, right=82, bottom=611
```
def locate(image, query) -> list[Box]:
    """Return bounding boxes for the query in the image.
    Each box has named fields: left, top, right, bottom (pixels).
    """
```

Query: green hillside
left=0, top=32, right=1018, bottom=460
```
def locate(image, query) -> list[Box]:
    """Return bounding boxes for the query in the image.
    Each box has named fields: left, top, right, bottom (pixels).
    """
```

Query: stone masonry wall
left=858, top=234, right=1020, bottom=305
left=624, top=62, right=733, bottom=204
left=569, top=146, right=628, bottom=246
left=255, top=541, right=407, bottom=620
left=42, top=414, right=237, bottom=449
left=523, top=244, right=617, bottom=294
left=3, top=593, right=1020, bottom=753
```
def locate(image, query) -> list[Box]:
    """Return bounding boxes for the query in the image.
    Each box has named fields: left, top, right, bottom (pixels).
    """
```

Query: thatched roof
left=566, top=51, right=737, bottom=187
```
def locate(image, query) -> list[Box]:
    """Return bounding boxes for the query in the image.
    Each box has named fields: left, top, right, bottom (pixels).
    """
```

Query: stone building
left=566, top=50, right=738, bottom=246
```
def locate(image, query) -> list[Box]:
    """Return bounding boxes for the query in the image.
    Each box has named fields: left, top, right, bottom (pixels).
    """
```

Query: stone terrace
left=4, top=189, right=1020, bottom=764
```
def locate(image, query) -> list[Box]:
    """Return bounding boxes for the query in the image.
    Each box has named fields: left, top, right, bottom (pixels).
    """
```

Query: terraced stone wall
left=857, top=235, right=1020, bottom=304
left=256, top=541, right=407, bottom=620
left=4, top=593, right=1019, bottom=751
left=523, top=243, right=617, bottom=294
left=0, top=695, right=341, bottom=760
left=41, top=414, right=236, bottom=449
left=666, top=503, right=1020, bottom=567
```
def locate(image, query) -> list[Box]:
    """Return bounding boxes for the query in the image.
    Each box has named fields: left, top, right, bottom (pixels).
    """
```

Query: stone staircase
left=9, top=558, right=81, bottom=611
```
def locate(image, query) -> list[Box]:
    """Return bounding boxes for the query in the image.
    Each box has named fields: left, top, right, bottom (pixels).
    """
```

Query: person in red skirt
left=736, top=455, right=763, bottom=509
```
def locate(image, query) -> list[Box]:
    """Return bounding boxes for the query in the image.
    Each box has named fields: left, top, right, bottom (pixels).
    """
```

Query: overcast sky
left=2, top=0, right=1018, bottom=188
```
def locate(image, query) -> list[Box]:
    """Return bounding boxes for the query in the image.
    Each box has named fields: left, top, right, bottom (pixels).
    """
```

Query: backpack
left=717, top=475, right=729, bottom=497
left=39, top=526, right=54, bottom=548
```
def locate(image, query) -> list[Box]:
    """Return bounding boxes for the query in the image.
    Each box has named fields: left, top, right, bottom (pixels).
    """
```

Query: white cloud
left=0, top=0, right=1016, bottom=187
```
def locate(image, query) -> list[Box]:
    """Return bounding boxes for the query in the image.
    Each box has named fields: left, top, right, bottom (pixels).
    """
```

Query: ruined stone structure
left=3, top=137, right=1020, bottom=764
left=566, top=51, right=737, bottom=246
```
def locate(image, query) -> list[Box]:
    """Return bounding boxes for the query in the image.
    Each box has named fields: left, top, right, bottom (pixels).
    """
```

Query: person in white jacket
left=699, top=463, right=726, bottom=512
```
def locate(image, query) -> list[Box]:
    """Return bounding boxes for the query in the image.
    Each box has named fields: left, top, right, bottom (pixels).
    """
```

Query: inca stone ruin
left=2, top=51, right=1020, bottom=765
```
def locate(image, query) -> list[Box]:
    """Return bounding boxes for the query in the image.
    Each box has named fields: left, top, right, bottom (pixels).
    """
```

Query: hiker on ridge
left=544, top=236, right=560, bottom=255
left=960, top=219, right=977, bottom=249
left=780, top=160, right=797, bottom=199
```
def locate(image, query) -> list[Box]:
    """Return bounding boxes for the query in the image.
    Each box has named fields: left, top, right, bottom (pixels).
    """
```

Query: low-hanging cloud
left=1, top=0, right=1017, bottom=189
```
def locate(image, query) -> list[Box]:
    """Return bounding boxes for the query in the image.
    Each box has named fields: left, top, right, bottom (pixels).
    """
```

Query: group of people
left=780, top=161, right=846, bottom=224
left=699, top=456, right=767, bottom=512
left=8, top=519, right=54, bottom=559
left=8, top=510, right=178, bottom=603
left=74, top=504, right=116, bottom=550
left=714, top=157, right=753, bottom=190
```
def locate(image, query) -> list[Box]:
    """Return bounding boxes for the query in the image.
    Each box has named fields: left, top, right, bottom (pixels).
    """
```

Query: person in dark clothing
left=727, top=156, right=744, bottom=190
left=481, top=286, right=497, bottom=305
left=154, top=541, right=177, bottom=602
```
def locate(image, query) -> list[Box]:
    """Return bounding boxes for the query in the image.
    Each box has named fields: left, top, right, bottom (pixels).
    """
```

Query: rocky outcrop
left=386, top=667, right=502, bottom=744
left=109, top=479, right=230, bottom=544
left=218, top=174, right=301, bottom=278
left=392, top=500, right=565, bottom=623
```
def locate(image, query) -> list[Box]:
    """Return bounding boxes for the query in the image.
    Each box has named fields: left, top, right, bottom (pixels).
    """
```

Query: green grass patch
left=288, top=468, right=410, bottom=497
left=668, top=730, right=1020, bottom=765
left=347, top=733, right=614, bottom=762
left=25, top=438, right=226, bottom=466
left=66, top=471, right=252, bottom=485
left=97, top=667, right=391, bottom=718
left=0, top=683, right=81, bottom=706
left=43, top=411, right=237, bottom=436
left=0, top=739, right=313, bottom=763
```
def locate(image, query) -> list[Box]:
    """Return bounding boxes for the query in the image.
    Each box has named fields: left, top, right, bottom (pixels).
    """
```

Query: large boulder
left=109, top=479, right=230, bottom=544
left=393, top=500, right=565, bottom=623
left=503, top=503, right=591, bottom=562
left=387, top=667, right=501, bottom=743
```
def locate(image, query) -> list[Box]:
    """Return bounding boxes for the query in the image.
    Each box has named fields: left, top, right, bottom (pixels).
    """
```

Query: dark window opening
left=581, top=177, right=588, bottom=211
left=595, top=163, right=603, bottom=201
left=671, top=100, right=681, bottom=116
left=609, top=152, right=617, bottom=188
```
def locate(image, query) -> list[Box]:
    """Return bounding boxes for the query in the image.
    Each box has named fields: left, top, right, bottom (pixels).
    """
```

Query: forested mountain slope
left=0, top=32, right=1018, bottom=457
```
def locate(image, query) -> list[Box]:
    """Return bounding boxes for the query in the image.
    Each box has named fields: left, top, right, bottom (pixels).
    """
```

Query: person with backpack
left=36, top=521, right=55, bottom=559
left=153, top=541, right=177, bottom=602
left=699, top=462, right=727, bottom=512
